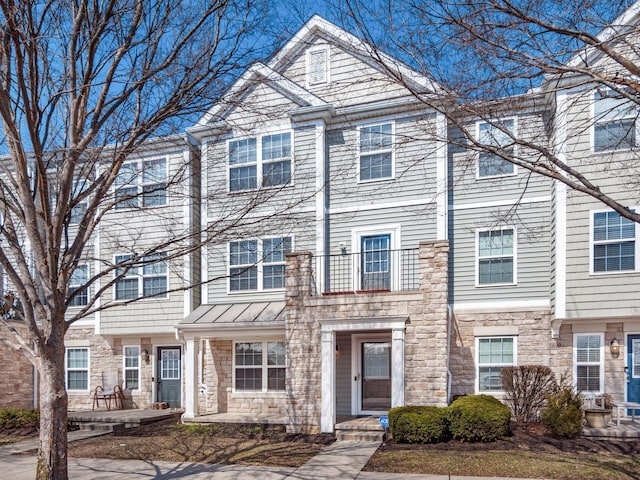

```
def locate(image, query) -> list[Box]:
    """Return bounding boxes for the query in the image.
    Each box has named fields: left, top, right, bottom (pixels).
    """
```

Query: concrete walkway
left=0, top=431, right=545, bottom=480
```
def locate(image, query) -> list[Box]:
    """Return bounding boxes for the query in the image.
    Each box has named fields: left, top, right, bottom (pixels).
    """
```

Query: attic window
left=307, top=47, right=328, bottom=86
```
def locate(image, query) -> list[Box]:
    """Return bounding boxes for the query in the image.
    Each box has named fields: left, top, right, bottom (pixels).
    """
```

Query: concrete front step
left=77, top=422, right=124, bottom=433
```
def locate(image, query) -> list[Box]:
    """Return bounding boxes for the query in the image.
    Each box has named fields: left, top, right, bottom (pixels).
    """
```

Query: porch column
left=391, top=328, right=405, bottom=407
left=321, top=329, right=335, bottom=433
left=183, top=335, right=198, bottom=419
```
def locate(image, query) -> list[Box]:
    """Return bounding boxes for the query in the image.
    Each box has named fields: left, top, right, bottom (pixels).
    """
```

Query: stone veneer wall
left=0, top=324, right=35, bottom=409
left=449, top=310, right=556, bottom=397
left=555, top=322, right=626, bottom=403
left=65, top=328, right=155, bottom=410
left=198, top=338, right=288, bottom=416
left=284, top=240, right=451, bottom=433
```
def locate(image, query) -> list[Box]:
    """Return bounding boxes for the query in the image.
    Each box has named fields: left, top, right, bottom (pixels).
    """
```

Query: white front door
left=353, top=334, right=391, bottom=415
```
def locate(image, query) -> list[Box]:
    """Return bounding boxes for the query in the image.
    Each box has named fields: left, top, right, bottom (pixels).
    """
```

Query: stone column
left=404, top=240, right=450, bottom=406
left=285, top=252, right=322, bottom=433
left=391, top=327, right=405, bottom=407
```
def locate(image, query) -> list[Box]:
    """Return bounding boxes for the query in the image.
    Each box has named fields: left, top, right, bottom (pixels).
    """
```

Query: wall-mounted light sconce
left=339, top=242, right=347, bottom=255
left=141, top=349, right=150, bottom=364
left=335, top=344, right=341, bottom=357
left=610, top=338, right=621, bottom=356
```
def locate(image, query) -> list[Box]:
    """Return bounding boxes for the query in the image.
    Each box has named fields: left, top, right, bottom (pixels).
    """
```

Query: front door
left=355, top=338, right=391, bottom=414
left=156, top=347, right=181, bottom=408
left=627, top=335, right=640, bottom=415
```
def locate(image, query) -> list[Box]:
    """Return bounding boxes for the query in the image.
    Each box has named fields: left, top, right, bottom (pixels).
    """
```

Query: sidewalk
left=0, top=431, right=545, bottom=480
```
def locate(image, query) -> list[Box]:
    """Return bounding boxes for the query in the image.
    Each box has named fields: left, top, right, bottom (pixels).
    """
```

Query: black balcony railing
left=314, top=248, right=420, bottom=295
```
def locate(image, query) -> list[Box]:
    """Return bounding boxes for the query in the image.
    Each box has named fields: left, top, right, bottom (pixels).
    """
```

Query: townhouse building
left=2, top=5, right=640, bottom=436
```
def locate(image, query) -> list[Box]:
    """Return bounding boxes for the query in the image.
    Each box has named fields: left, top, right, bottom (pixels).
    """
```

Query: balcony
left=314, top=248, right=419, bottom=295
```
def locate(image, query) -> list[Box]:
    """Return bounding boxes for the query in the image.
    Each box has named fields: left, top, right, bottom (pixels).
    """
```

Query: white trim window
left=575, top=334, right=603, bottom=393
left=228, top=132, right=291, bottom=192
left=306, top=45, right=329, bottom=87
left=593, top=89, right=636, bottom=152
left=69, top=264, right=89, bottom=307
left=592, top=210, right=636, bottom=273
left=477, top=337, right=515, bottom=393
left=234, top=340, right=285, bottom=392
left=477, top=119, right=516, bottom=178
left=359, top=123, right=394, bottom=182
left=70, top=178, right=90, bottom=224
left=477, top=228, right=515, bottom=285
left=114, top=253, right=168, bottom=300
left=115, top=158, right=167, bottom=209
left=123, top=346, right=140, bottom=391
left=229, top=237, right=291, bottom=292
left=66, top=347, right=89, bottom=391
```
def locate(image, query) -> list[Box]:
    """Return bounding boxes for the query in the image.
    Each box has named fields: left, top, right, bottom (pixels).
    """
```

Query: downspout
left=447, top=304, right=453, bottom=404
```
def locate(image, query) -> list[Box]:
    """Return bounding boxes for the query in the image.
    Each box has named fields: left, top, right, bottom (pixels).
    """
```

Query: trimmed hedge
left=390, top=395, right=511, bottom=444
left=389, top=406, right=449, bottom=443
left=447, top=395, right=511, bottom=442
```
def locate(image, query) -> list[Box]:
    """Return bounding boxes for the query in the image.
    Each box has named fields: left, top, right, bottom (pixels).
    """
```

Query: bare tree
left=0, top=1, right=280, bottom=478
left=340, top=0, right=640, bottom=223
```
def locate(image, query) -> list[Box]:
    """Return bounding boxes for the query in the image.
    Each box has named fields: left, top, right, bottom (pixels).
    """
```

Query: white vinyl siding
left=593, top=89, right=636, bottom=152
left=66, top=347, right=89, bottom=391
left=574, top=334, right=603, bottom=393
left=477, top=337, right=515, bottom=393
left=477, top=119, right=516, bottom=178
left=359, top=123, right=393, bottom=182
left=233, top=341, right=285, bottom=392
left=228, top=132, right=291, bottom=191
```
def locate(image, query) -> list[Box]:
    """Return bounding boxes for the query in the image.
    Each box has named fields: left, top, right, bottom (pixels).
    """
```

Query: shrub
left=501, top=365, right=557, bottom=423
left=389, top=406, right=449, bottom=443
left=541, top=383, right=583, bottom=439
left=0, top=408, right=39, bottom=430
left=448, top=395, right=511, bottom=442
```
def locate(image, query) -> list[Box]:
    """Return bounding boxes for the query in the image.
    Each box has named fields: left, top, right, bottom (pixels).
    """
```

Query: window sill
left=357, top=176, right=395, bottom=185
left=475, top=172, right=517, bottom=181
left=227, top=183, right=294, bottom=195
left=589, top=270, right=637, bottom=276
left=231, top=390, right=287, bottom=397
left=227, top=288, right=286, bottom=295
left=474, top=282, right=517, bottom=288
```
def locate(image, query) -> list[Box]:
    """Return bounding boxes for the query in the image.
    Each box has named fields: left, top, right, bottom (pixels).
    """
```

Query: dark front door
left=156, top=347, right=181, bottom=408
left=627, top=335, right=640, bottom=415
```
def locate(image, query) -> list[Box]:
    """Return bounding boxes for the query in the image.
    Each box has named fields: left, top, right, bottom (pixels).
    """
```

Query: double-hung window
left=70, top=179, right=89, bottom=224
left=229, top=237, right=291, bottom=291
left=477, top=337, right=515, bottom=392
left=359, top=123, right=393, bottom=181
left=477, top=229, right=515, bottom=285
left=69, top=265, right=89, bottom=307
left=234, top=341, right=286, bottom=392
left=575, top=334, right=603, bottom=392
left=477, top=119, right=515, bottom=178
left=594, top=89, right=636, bottom=152
left=592, top=210, right=636, bottom=273
left=66, top=347, right=89, bottom=391
left=115, top=158, right=167, bottom=209
left=114, top=253, right=168, bottom=300
left=123, top=346, right=140, bottom=391
left=228, top=133, right=291, bottom=191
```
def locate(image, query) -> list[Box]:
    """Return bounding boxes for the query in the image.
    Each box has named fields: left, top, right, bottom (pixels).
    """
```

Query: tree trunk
left=36, top=340, right=69, bottom=480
